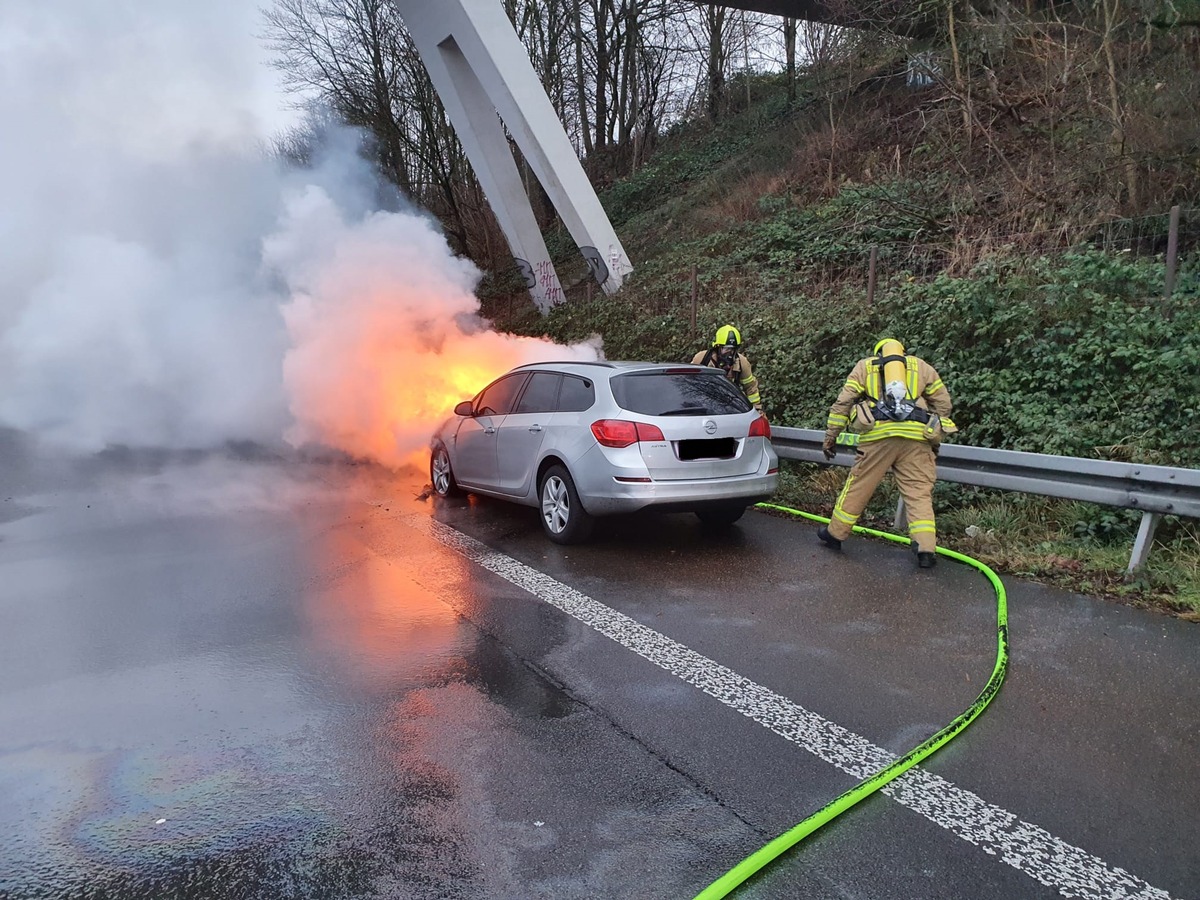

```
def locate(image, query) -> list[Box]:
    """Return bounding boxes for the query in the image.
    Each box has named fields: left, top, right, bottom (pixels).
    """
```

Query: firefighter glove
left=821, top=434, right=837, bottom=460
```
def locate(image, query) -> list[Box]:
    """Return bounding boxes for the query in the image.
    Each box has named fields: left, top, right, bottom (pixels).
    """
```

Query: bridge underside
left=715, top=0, right=837, bottom=18
left=704, top=0, right=934, bottom=37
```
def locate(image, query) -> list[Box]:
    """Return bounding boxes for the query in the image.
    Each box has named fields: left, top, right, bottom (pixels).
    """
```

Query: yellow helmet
left=873, top=337, right=904, bottom=355
left=714, top=324, right=742, bottom=348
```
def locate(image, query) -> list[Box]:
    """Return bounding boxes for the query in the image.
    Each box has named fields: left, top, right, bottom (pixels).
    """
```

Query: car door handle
left=528, top=425, right=543, bottom=433
left=484, top=426, right=496, bottom=434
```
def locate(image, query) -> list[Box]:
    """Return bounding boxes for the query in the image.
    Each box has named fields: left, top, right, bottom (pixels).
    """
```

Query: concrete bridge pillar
left=393, top=0, right=632, bottom=313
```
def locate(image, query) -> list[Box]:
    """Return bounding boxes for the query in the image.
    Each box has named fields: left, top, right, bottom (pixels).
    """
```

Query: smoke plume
left=0, top=0, right=599, bottom=468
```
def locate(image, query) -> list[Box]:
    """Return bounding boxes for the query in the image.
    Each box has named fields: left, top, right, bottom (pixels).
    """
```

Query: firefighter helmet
left=714, top=324, right=742, bottom=348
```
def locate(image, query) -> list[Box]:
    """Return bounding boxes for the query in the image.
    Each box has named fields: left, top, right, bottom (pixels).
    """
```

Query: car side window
left=476, top=374, right=529, bottom=416
left=515, top=372, right=561, bottom=414
left=557, top=375, right=595, bottom=412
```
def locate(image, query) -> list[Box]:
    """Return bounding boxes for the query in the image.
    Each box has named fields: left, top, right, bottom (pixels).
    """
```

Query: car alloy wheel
left=430, top=446, right=459, bottom=497
left=539, top=464, right=593, bottom=544
left=542, top=474, right=570, bottom=533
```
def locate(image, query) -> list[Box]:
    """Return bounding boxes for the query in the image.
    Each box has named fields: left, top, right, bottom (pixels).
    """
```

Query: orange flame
left=274, top=197, right=600, bottom=470
left=283, top=292, right=600, bottom=469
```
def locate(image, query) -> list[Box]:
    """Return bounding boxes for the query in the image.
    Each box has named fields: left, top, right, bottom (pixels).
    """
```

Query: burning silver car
left=429, top=361, right=778, bottom=543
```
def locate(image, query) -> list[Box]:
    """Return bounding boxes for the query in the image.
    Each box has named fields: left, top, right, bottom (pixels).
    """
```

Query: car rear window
left=610, top=371, right=751, bottom=416
left=558, top=375, right=595, bottom=412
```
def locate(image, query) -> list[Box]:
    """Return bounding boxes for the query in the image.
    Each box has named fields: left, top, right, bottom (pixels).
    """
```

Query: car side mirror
left=454, top=400, right=474, bottom=417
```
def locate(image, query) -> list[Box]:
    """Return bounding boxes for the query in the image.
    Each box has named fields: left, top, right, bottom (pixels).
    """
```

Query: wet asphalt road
left=0, top=436, right=1197, bottom=899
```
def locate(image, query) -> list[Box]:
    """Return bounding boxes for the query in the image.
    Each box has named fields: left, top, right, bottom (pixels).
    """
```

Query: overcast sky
left=0, top=0, right=297, bottom=153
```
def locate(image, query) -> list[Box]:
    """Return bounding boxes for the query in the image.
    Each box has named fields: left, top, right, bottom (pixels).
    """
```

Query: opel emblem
left=704, top=420, right=717, bottom=435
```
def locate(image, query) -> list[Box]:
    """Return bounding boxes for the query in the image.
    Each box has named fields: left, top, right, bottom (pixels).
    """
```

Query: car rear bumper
left=580, top=472, right=779, bottom=515
left=572, top=433, right=780, bottom=517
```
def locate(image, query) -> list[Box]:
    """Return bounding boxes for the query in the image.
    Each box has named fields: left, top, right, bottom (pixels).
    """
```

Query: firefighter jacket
left=692, top=349, right=762, bottom=408
left=824, top=354, right=957, bottom=447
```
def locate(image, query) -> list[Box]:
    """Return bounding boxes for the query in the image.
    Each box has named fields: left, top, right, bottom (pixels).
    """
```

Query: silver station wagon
left=429, top=361, right=779, bottom=543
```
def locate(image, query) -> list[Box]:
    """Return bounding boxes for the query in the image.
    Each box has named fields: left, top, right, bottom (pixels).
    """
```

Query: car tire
left=696, top=505, right=747, bottom=528
left=430, top=445, right=461, bottom=497
left=539, top=464, right=594, bottom=544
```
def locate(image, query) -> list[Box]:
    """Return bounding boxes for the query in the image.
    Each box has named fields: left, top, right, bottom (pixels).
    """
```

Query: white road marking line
left=408, top=515, right=1173, bottom=900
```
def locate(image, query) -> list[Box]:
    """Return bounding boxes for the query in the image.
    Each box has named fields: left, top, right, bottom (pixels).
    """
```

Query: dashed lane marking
left=407, top=515, right=1173, bottom=900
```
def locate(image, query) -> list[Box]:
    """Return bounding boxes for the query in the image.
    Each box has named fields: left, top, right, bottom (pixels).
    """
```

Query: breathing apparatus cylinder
left=878, top=338, right=907, bottom=403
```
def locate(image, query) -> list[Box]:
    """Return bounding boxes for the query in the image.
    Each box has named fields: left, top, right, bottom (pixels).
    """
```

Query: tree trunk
left=707, top=7, right=727, bottom=122
left=574, top=0, right=594, bottom=157
left=947, top=1, right=972, bottom=144
left=595, top=1, right=611, bottom=150
left=1100, top=0, right=1138, bottom=207
left=784, top=17, right=797, bottom=105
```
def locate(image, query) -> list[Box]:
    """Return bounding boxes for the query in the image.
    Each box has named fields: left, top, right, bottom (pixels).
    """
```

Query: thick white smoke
left=0, top=0, right=598, bottom=465
left=0, top=0, right=295, bottom=450
left=268, top=184, right=601, bottom=467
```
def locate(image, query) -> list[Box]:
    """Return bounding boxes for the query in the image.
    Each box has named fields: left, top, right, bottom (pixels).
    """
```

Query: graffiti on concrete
left=514, top=258, right=536, bottom=290
left=535, top=259, right=563, bottom=305
left=580, top=246, right=610, bottom=286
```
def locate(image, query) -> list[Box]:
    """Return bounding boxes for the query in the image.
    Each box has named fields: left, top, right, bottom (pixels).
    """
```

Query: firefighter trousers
left=827, top=437, right=939, bottom=552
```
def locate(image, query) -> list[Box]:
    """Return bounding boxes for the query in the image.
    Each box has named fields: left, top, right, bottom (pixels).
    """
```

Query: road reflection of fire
left=304, top=509, right=469, bottom=685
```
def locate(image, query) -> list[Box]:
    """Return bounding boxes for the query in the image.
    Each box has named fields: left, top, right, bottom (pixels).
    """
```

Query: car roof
left=511, top=360, right=707, bottom=376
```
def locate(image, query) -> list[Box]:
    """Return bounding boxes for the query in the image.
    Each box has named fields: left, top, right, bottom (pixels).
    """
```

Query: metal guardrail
left=770, top=426, right=1200, bottom=572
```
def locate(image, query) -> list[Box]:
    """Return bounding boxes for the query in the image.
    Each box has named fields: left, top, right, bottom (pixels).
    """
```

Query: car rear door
left=495, top=371, right=560, bottom=496
left=610, top=370, right=765, bottom=481
left=454, top=372, right=529, bottom=489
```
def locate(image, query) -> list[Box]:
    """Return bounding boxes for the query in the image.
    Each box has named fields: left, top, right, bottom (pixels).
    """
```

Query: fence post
left=867, top=246, right=879, bottom=305
left=1164, top=204, right=1180, bottom=301
left=690, top=265, right=698, bottom=334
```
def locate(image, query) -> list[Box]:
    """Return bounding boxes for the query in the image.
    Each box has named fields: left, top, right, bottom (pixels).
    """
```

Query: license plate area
left=677, top=438, right=737, bottom=461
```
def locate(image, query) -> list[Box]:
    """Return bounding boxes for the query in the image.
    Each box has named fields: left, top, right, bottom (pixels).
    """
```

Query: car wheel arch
left=535, top=455, right=595, bottom=512
left=536, top=454, right=566, bottom=489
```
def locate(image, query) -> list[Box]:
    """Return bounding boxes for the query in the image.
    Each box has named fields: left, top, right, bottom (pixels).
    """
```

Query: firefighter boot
left=817, top=526, right=842, bottom=551
left=910, top=540, right=936, bottom=568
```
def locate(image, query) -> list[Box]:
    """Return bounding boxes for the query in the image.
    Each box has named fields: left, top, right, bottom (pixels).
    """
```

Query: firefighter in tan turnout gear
left=817, top=338, right=958, bottom=568
left=692, top=325, right=762, bottom=411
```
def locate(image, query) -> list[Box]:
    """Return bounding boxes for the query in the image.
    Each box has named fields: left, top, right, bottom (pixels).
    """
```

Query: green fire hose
left=694, top=503, right=1010, bottom=900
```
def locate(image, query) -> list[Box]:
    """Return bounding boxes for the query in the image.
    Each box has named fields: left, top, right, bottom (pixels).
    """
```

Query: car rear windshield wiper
left=655, top=406, right=710, bottom=416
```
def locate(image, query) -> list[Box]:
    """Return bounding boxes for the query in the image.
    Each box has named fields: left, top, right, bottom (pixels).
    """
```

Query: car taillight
left=748, top=415, right=771, bottom=439
left=591, top=419, right=666, bottom=448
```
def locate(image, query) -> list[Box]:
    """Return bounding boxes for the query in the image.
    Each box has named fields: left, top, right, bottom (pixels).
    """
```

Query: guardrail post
left=1127, top=512, right=1163, bottom=574
left=894, top=497, right=908, bottom=532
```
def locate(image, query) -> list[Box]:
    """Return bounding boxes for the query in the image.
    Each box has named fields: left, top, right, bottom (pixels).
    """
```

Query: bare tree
left=264, top=0, right=478, bottom=253
left=704, top=6, right=730, bottom=121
